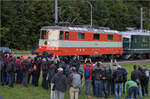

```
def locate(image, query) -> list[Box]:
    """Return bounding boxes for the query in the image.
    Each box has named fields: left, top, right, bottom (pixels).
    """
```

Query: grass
left=11, top=49, right=32, bottom=54
left=1, top=63, right=150, bottom=99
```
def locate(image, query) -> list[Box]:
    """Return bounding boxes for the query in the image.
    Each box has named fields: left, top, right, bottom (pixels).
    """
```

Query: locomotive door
left=123, top=38, right=130, bottom=50
left=45, top=30, right=49, bottom=45
left=40, top=29, right=49, bottom=46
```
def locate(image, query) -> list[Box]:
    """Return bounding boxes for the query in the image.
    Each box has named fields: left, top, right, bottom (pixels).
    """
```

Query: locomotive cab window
left=93, top=34, right=100, bottom=40
left=59, top=31, right=64, bottom=40
left=65, top=32, right=69, bottom=40
left=107, top=34, right=113, bottom=40
left=40, top=30, right=46, bottom=39
left=78, top=33, right=85, bottom=40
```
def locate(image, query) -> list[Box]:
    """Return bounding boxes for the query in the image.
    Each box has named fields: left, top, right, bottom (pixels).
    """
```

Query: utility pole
left=149, top=0, right=150, bottom=30
left=55, top=0, right=58, bottom=25
left=81, top=0, right=93, bottom=27
left=86, top=1, right=93, bottom=27
left=140, top=8, right=143, bottom=31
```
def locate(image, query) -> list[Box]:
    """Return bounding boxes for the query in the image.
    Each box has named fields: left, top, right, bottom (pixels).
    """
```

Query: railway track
left=103, top=59, right=150, bottom=65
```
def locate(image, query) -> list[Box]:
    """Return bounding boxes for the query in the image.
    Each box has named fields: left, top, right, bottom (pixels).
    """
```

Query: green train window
left=119, top=35, right=121, bottom=41
left=65, top=32, right=69, bottom=40
left=134, top=38, right=137, bottom=43
left=107, top=34, right=113, bottom=40
left=143, top=37, right=147, bottom=42
left=93, top=34, right=100, bottom=40
left=59, top=31, right=63, bottom=40
left=78, top=33, right=85, bottom=40
left=41, top=30, right=46, bottom=39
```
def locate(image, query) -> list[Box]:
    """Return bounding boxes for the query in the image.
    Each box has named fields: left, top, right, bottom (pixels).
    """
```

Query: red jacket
left=83, top=63, right=93, bottom=80
left=16, top=59, right=23, bottom=70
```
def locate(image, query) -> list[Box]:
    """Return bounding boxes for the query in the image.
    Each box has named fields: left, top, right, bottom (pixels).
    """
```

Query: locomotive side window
left=107, top=34, right=113, bottom=40
left=78, top=33, right=85, bottom=40
left=93, top=34, right=100, bottom=40
left=59, top=31, right=64, bottom=40
left=40, top=30, right=46, bottom=39
left=65, top=32, right=69, bottom=40
left=119, top=35, right=121, bottom=41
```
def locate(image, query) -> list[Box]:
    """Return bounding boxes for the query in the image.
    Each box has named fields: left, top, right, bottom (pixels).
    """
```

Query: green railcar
left=130, top=35, right=150, bottom=53
left=122, top=30, right=150, bottom=59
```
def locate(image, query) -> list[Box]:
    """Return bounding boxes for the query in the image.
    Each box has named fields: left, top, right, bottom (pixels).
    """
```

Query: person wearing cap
left=51, top=67, right=67, bottom=99
left=68, top=67, right=81, bottom=99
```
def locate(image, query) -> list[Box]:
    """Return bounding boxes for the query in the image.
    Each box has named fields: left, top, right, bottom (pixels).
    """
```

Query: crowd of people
left=0, top=51, right=150, bottom=99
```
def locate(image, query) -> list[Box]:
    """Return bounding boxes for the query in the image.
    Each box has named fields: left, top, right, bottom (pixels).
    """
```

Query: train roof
left=41, top=26, right=120, bottom=34
left=121, top=30, right=150, bottom=36
left=41, top=26, right=150, bottom=36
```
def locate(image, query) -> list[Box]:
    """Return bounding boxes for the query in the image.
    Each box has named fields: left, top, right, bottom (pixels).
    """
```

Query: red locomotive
left=35, top=26, right=123, bottom=56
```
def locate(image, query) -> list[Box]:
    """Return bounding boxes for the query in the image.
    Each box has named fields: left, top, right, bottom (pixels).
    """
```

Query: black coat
left=0, top=60, right=5, bottom=71
left=22, top=60, right=30, bottom=72
left=41, top=61, right=48, bottom=73
left=7, top=61, right=15, bottom=73
left=131, top=70, right=142, bottom=84
left=52, top=72, right=67, bottom=92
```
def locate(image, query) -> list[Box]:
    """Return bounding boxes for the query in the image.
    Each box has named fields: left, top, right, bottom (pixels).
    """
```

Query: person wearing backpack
left=110, top=59, right=121, bottom=95
left=41, top=58, right=49, bottom=89
left=69, top=67, right=81, bottom=99
left=51, top=67, right=67, bottom=99
left=106, top=68, right=112, bottom=96
left=6, top=58, right=15, bottom=88
left=83, top=58, right=93, bottom=98
left=112, top=66, right=124, bottom=99
left=93, top=62, right=103, bottom=97
left=27, top=57, right=34, bottom=85
left=0, top=56, right=6, bottom=86
left=22, top=56, right=30, bottom=87
left=5, top=54, right=11, bottom=85
left=78, top=66, right=83, bottom=96
left=120, top=67, right=128, bottom=94
left=15, top=56, right=22, bottom=84
left=48, top=63, right=57, bottom=99
left=141, top=65, right=150, bottom=96
left=31, top=59, right=37, bottom=86
left=131, top=65, right=143, bottom=99
left=34, top=56, right=42, bottom=87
